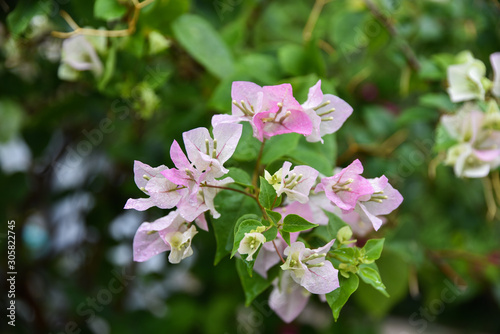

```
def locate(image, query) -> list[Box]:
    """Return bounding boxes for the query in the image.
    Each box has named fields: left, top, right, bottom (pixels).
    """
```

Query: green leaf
left=331, top=247, right=358, bottom=264
left=231, top=219, right=263, bottom=258
left=353, top=251, right=409, bottom=318
left=233, top=214, right=261, bottom=241
left=325, top=211, right=348, bottom=242
left=357, top=265, right=389, bottom=297
left=94, top=0, right=127, bottom=21
left=419, top=93, right=455, bottom=112
left=278, top=40, right=325, bottom=77
left=231, top=123, right=262, bottom=161
left=326, top=274, right=359, bottom=321
left=6, top=0, right=42, bottom=38
left=0, top=99, right=24, bottom=143
left=262, top=225, right=278, bottom=242
left=226, top=167, right=253, bottom=187
left=280, top=230, right=291, bottom=246
left=97, top=44, right=117, bottom=91
left=363, top=105, right=396, bottom=138
left=261, top=133, right=300, bottom=165
left=237, top=53, right=281, bottom=84
left=236, top=259, right=272, bottom=306
left=258, top=176, right=277, bottom=210
left=287, top=134, right=337, bottom=175
left=282, top=214, right=318, bottom=233
left=172, top=14, right=235, bottom=79
left=362, top=239, right=385, bottom=261
left=265, top=209, right=282, bottom=226
left=396, top=106, right=439, bottom=127
left=212, top=191, right=260, bottom=265
left=287, top=148, right=331, bottom=176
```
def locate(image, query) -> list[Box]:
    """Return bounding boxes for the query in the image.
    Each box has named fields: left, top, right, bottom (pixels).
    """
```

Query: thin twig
left=60, top=10, right=79, bottom=30
left=363, top=0, right=420, bottom=71
left=272, top=240, right=286, bottom=264
left=482, top=177, right=497, bottom=222
left=337, top=129, right=408, bottom=165
left=303, top=0, right=330, bottom=43
left=491, top=171, right=500, bottom=207
left=52, top=0, right=154, bottom=39
left=252, top=139, right=266, bottom=188
left=428, top=153, right=444, bottom=180
left=202, top=184, right=255, bottom=200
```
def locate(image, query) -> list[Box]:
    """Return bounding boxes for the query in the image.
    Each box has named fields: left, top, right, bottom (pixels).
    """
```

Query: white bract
left=447, top=51, right=488, bottom=103
left=238, top=230, right=266, bottom=261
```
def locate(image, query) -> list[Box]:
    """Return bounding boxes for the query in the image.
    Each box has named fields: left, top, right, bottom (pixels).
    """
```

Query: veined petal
left=302, top=80, right=324, bottom=110
left=212, top=123, right=243, bottom=164
left=269, top=271, right=310, bottom=323
left=124, top=197, right=156, bottom=211
left=300, top=259, right=339, bottom=295
left=170, top=140, right=192, bottom=171
left=133, top=212, right=182, bottom=262
left=132, top=160, right=167, bottom=189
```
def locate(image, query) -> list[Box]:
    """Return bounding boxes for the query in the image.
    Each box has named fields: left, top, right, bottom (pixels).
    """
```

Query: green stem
left=252, top=139, right=266, bottom=189
left=272, top=240, right=286, bottom=264
left=202, top=184, right=255, bottom=200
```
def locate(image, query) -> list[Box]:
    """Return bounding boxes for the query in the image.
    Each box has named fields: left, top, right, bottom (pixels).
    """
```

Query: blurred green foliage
left=1, top=0, right=500, bottom=333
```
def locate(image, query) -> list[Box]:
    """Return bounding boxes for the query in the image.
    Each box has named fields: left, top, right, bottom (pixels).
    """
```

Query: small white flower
left=58, top=35, right=103, bottom=81
left=238, top=232, right=266, bottom=261
left=264, top=168, right=282, bottom=191
left=164, top=225, right=198, bottom=264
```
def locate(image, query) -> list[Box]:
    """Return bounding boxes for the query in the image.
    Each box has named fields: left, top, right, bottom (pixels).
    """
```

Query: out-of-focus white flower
left=58, top=35, right=103, bottom=81
left=447, top=51, right=488, bottom=102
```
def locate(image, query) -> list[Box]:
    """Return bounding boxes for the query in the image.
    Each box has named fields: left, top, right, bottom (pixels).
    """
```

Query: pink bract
left=315, top=159, right=374, bottom=211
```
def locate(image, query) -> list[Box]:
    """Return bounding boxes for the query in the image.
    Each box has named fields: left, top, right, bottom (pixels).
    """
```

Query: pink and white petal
left=133, top=160, right=167, bottom=189
left=318, top=94, right=353, bottom=136
left=133, top=213, right=179, bottom=262
left=368, top=175, right=389, bottom=193
left=301, top=260, right=339, bottom=295
left=161, top=168, right=190, bottom=187
left=254, top=108, right=313, bottom=139
left=194, top=213, right=208, bottom=231
left=277, top=201, right=315, bottom=223
left=183, top=127, right=211, bottom=170
left=302, top=80, right=324, bottom=109
left=263, top=83, right=303, bottom=112
left=177, top=197, right=209, bottom=222
left=254, top=246, right=281, bottom=279
left=146, top=177, right=184, bottom=209
left=213, top=123, right=243, bottom=164
left=133, top=225, right=170, bottom=262
left=355, top=202, right=384, bottom=231
left=124, top=197, right=156, bottom=211
left=211, top=114, right=249, bottom=128
left=314, top=239, right=335, bottom=255
left=304, top=108, right=323, bottom=143
left=341, top=210, right=374, bottom=237
left=473, top=149, right=500, bottom=162
left=170, top=140, right=192, bottom=171
left=231, top=81, right=265, bottom=115
left=362, top=183, right=403, bottom=216
left=269, top=272, right=310, bottom=323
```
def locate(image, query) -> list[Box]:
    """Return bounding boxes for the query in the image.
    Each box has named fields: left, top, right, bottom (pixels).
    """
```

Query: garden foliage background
left=1, top=0, right=500, bottom=333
